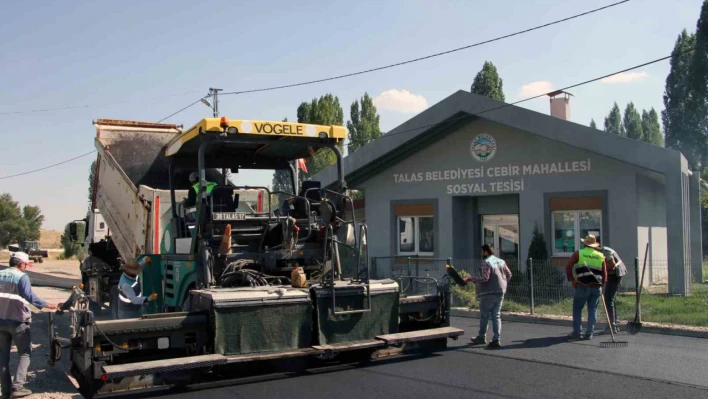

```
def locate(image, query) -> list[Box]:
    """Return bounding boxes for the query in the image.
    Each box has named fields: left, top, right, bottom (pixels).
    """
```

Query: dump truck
left=50, top=117, right=463, bottom=398
left=72, top=119, right=267, bottom=316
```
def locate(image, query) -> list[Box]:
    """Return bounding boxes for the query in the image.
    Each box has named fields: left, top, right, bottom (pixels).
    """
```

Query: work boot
left=582, top=334, right=593, bottom=341
left=567, top=331, right=582, bottom=341
left=471, top=335, right=487, bottom=345
left=613, top=324, right=621, bottom=334
left=487, top=340, right=501, bottom=349
left=12, top=389, right=32, bottom=398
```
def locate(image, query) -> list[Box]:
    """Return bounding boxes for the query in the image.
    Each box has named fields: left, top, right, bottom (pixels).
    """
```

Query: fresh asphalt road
left=158, top=317, right=708, bottom=399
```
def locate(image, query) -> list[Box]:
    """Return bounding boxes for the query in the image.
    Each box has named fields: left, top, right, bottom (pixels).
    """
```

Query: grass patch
left=512, top=284, right=708, bottom=327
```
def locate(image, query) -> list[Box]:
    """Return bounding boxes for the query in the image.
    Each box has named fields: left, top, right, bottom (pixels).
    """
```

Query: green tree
left=623, top=102, right=644, bottom=141
left=88, top=159, right=97, bottom=211
left=662, top=30, right=698, bottom=164
left=604, top=102, right=625, bottom=136
left=590, top=119, right=598, bottom=129
left=0, top=194, right=43, bottom=248
left=642, top=108, right=664, bottom=147
left=688, top=0, right=708, bottom=166
left=22, top=205, right=43, bottom=241
left=297, top=94, right=344, bottom=177
left=527, top=222, right=548, bottom=261
left=60, top=222, right=84, bottom=259
left=347, top=92, right=382, bottom=154
left=0, top=194, right=25, bottom=248
left=470, top=61, right=505, bottom=102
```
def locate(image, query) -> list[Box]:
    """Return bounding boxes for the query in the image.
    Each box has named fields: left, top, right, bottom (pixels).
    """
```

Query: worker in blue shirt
left=117, top=259, right=156, bottom=319
left=0, top=252, right=57, bottom=398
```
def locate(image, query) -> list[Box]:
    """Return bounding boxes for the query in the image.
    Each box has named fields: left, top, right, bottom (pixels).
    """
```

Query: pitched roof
left=312, top=90, right=688, bottom=188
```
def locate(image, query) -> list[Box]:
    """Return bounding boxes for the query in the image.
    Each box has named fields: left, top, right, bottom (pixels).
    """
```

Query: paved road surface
left=158, top=317, right=708, bottom=399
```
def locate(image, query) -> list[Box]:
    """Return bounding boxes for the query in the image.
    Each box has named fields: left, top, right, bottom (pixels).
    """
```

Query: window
left=99, top=222, right=106, bottom=230
left=552, top=210, right=602, bottom=256
left=397, top=216, right=434, bottom=255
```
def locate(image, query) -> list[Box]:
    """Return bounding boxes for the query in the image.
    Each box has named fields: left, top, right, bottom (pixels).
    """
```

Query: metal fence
left=371, top=256, right=704, bottom=325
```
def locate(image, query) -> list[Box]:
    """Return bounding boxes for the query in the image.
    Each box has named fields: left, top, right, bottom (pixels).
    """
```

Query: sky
left=0, top=0, right=704, bottom=231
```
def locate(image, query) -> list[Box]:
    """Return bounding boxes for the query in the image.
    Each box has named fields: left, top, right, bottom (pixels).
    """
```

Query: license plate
left=213, top=212, right=247, bottom=221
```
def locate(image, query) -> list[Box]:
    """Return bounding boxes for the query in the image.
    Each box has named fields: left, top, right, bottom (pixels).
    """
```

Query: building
left=312, top=90, right=703, bottom=295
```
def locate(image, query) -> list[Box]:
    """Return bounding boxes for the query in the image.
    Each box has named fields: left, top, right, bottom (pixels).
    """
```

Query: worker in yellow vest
left=564, top=235, right=607, bottom=341
left=183, top=172, right=217, bottom=207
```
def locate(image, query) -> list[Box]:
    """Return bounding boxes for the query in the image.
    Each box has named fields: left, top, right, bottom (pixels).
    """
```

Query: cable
left=1, top=2, right=626, bottom=117
left=0, top=90, right=202, bottom=116
left=0, top=150, right=96, bottom=180
left=374, top=42, right=707, bottom=142
left=156, top=98, right=203, bottom=123
left=218, top=0, right=630, bottom=97
left=4, top=41, right=701, bottom=182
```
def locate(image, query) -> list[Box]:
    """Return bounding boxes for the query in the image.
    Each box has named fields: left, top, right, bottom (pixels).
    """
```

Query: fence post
left=371, top=257, right=377, bottom=279
left=634, top=257, right=639, bottom=296
left=528, top=258, right=535, bottom=315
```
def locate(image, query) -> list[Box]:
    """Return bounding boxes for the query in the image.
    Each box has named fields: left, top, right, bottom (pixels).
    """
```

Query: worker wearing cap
left=117, top=259, right=156, bottom=319
left=598, top=239, right=626, bottom=334
left=0, top=252, right=57, bottom=398
left=183, top=172, right=217, bottom=208
left=565, top=235, right=607, bottom=341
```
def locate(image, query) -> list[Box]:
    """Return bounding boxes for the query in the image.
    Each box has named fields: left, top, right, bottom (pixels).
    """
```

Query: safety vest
left=192, top=182, right=217, bottom=195
left=572, top=247, right=604, bottom=285
left=0, top=268, right=32, bottom=323
left=118, top=272, right=143, bottom=315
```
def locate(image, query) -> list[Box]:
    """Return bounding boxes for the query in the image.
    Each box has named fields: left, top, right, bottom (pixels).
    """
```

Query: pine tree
left=347, top=93, right=382, bottom=154
left=527, top=222, right=548, bottom=261
left=642, top=108, right=664, bottom=147
left=590, top=119, right=597, bottom=129
left=662, top=30, right=697, bottom=163
left=688, top=0, right=708, bottom=166
left=623, top=102, right=644, bottom=141
left=470, top=61, right=506, bottom=102
left=604, top=102, right=625, bottom=136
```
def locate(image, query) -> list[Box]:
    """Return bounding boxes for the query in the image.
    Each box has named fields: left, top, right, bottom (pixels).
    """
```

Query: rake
left=600, top=292, right=628, bottom=348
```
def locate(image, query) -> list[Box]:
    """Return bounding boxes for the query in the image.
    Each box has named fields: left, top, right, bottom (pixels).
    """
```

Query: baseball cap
left=10, top=252, right=32, bottom=268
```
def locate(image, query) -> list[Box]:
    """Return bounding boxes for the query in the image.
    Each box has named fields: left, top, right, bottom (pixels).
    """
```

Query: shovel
left=627, top=243, right=650, bottom=335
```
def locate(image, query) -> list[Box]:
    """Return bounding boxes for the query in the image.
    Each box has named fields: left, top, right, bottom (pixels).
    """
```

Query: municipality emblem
left=470, top=134, right=497, bottom=162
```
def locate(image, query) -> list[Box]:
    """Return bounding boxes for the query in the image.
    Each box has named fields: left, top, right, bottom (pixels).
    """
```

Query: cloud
left=373, top=89, right=428, bottom=113
left=600, top=71, right=649, bottom=84
left=518, top=81, right=555, bottom=98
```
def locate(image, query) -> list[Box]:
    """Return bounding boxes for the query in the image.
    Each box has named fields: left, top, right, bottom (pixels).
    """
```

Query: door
left=481, top=215, right=519, bottom=265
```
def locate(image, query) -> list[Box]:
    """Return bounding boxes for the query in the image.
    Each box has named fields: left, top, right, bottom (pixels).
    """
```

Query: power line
left=156, top=98, right=203, bottom=123
left=0, top=150, right=96, bottom=180
left=3, top=44, right=700, bottom=182
left=218, top=0, right=630, bottom=97
left=376, top=43, right=706, bottom=141
left=0, top=90, right=202, bottom=116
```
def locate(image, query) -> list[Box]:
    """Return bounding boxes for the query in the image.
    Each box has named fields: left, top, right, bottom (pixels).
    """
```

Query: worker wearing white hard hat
left=0, top=252, right=58, bottom=398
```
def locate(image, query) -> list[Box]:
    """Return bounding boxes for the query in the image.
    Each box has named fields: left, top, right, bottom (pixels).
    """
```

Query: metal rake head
left=601, top=340, right=628, bottom=348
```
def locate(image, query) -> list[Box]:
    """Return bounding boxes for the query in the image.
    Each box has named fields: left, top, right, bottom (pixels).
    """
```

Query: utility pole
left=207, top=87, right=227, bottom=183
left=208, top=87, right=222, bottom=117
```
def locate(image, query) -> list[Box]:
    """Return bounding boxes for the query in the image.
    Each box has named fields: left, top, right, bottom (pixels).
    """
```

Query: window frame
left=396, top=215, right=435, bottom=256
left=551, top=209, right=602, bottom=257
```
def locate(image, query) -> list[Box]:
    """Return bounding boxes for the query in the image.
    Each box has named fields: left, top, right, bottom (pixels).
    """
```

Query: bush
left=451, top=270, right=477, bottom=308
